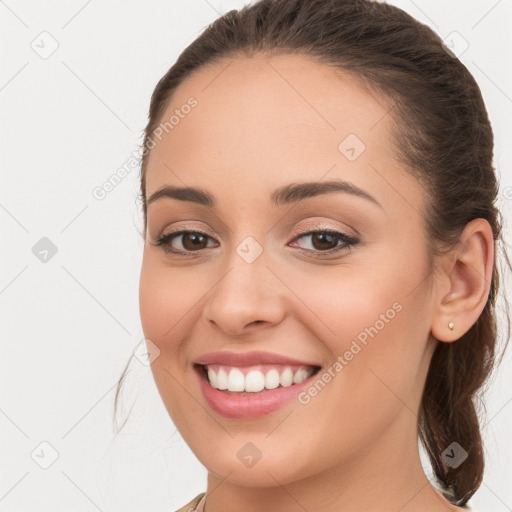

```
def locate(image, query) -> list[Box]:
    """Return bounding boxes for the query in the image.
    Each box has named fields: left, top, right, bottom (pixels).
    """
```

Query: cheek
left=283, top=266, right=431, bottom=470
left=288, top=241, right=433, bottom=403
left=139, top=254, right=204, bottom=351
left=281, top=262, right=406, bottom=357
left=138, top=255, right=202, bottom=423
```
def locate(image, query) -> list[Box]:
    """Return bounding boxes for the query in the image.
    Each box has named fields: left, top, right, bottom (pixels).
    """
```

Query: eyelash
left=151, top=228, right=359, bottom=258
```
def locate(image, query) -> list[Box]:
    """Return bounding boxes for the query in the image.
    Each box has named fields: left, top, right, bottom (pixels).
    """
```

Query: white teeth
left=205, top=365, right=315, bottom=392
left=293, top=368, right=309, bottom=384
left=217, top=368, right=228, bottom=390
left=207, top=368, right=217, bottom=388
left=265, top=369, right=280, bottom=390
left=227, top=368, right=245, bottom=392
left=280, top=367, right=294, bottom=387
left=245, top=370, right=266, bottom=392
left=292, top=369, right=302, bottom=384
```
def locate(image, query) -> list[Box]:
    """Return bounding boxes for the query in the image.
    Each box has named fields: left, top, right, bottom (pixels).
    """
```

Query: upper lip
left=194, top=350, right=321, bottom=368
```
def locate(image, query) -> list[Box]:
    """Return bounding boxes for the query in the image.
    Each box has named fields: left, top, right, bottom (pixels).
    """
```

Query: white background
left=1, top=1, right=511, bottom=511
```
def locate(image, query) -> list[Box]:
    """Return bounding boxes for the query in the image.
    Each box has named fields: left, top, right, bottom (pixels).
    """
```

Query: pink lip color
left=194, top=365, right=319, bottom=419
left=194, top=350, right=320, bottom=368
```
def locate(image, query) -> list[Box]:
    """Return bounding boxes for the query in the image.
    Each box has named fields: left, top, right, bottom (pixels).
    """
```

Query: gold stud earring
left=448, top=322, right=454, bottom=330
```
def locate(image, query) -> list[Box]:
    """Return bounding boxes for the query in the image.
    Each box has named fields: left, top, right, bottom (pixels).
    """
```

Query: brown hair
left=115, top=0, right=511, bottom=506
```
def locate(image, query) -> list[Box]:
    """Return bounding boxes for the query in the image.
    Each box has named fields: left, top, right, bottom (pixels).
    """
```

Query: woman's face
left=139, top=54, right=439, bottom=487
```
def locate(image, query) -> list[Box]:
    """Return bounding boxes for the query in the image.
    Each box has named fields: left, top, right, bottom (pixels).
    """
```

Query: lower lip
left=195, top=365, right=319, bottom=419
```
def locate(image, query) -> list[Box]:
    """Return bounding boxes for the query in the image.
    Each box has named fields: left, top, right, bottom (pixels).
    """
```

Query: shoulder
left=173, top=492, right=206, bottom=512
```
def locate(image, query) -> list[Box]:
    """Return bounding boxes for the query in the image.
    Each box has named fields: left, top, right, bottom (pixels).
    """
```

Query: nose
left=205, top=255, right=286, bottom=336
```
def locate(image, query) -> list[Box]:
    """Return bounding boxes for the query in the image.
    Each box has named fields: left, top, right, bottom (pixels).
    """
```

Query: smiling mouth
left=195, top=363, right=322, bottom=394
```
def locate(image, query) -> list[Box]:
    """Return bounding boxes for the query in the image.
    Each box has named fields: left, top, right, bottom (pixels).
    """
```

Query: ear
left=430, top=218, right=495, bottom=343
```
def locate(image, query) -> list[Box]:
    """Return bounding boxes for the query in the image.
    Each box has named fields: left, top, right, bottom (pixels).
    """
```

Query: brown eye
left=309, top=232, right=339, bottom=251
left=290, top=229, right=359, bottom=257
left=152, top=230, right=216, bottom=255
left=180, top=232, right=209, bottom=251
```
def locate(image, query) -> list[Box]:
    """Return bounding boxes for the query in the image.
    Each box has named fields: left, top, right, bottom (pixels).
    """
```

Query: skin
left=138, top=54, right=494, bottom=512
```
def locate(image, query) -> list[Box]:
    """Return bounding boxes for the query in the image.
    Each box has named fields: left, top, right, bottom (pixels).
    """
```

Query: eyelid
left=291, top=218, right=358, bottom=239
left=159, top=221, right=216, bottom=237
left=156, top=219, right=356, bottom=243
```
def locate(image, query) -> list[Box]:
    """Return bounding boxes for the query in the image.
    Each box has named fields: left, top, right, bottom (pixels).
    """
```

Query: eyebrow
left=146, top=179, right=383, bottom=209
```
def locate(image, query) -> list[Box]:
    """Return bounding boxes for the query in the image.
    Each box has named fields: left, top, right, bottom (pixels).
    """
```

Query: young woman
left=116, top=0, right=510, bottom=510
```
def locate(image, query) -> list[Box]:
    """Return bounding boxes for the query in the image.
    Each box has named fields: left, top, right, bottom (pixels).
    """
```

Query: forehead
left=145, top=54, right=422, bottom=215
